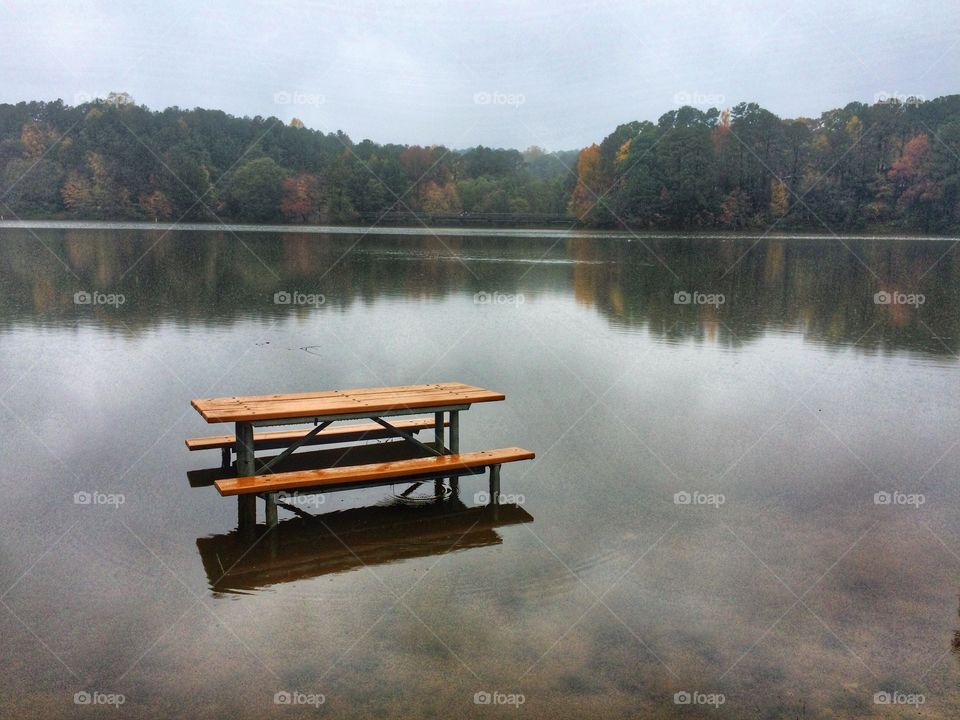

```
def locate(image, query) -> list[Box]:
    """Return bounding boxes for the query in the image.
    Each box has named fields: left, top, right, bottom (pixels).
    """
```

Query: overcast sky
left=2, top=0, right=957, bottom=150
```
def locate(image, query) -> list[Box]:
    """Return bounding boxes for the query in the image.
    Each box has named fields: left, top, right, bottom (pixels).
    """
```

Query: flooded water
left=1, top=224, right=959, bottom=718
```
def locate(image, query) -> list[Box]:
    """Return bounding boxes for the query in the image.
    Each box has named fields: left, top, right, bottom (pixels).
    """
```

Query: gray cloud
left=1, top=0, right=957, bottom=149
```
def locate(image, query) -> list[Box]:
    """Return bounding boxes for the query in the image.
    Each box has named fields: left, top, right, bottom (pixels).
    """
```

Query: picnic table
left=187, top=382, right=534, bottom=531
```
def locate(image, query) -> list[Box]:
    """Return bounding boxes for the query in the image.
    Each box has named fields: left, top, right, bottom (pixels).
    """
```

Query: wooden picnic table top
left=191, top=382, right=505, bottom=423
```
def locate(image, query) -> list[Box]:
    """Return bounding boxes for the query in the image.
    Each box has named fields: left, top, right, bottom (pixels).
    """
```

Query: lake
left=1, top=223, right=959, bottom=718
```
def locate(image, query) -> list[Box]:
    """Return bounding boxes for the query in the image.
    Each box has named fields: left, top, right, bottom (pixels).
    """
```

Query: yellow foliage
left=421, top=181, right=462, bottom=214
left=20, top=122, right=59, bottom=159
left=770, top=179, right=789, bottom=216
left=568, top=144, right=603, bottom=219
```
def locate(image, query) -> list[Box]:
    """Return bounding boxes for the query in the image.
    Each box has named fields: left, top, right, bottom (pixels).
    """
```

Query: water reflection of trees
left=569, top=236, right=960, bottom=355
left=0, top=228, right=956, bottom=356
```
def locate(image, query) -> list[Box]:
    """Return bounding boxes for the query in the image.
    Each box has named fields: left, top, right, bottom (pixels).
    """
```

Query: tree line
left=1, top=92, right=958, bottom=231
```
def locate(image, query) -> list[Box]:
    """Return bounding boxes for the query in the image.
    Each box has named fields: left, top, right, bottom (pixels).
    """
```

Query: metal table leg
left=434, top=411, right=445, bottom=498
left=488, top=464, right=501, bottom=504
left=264, top=493, right=278, bottom=528
left=488, top=463, right=501, bottom=520
left=449, top=410, right=460, bottom=497
left=235, top=422, right=257, bottom=532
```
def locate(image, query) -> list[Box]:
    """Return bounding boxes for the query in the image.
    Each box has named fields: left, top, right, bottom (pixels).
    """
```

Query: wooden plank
left=191, top=383, right=500, bottom=419
left=195, top=382, right=472, bottom=407
left=188, top=441, right=435, bottom=488
left=185, top=417, right=443, bottom=451
left=215, top=447, right=535, bottom=496
left=193, top=383, right=504, bottom=423
left=226, top=390, right=499, bottom=416
left=191, top=383, right=476, bottom=414
left=205, top=388, right=497, bottom=414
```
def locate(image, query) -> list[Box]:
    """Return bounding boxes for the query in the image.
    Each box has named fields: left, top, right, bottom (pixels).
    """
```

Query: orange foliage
left=398, top=146, right=433, bottom=182
left=280, top=174, right=320, bottom=221
left=568, top=144, right=604, bottom=219
left=888, top=134, right=943, bottom=203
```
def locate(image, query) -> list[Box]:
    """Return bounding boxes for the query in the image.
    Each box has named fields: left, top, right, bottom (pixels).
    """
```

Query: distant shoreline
left=0, top=219, right=956, bottom=242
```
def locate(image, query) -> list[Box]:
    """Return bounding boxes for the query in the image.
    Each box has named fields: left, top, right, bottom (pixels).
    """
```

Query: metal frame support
left=264, top=493, right=278, bottom=528
left=434, top=412, right=445, bottom=452
left=434, top=411, right=446, bottom=498
left=248, top=404, right=469, bottom=427
left=235, top=422, right=255, bottom=475
left=370, top=417, right=442, bottom=456
left=449, top=411, right=459, bottom=453
left=449, top=411, right=460, bottom=496
left=235, top=422, right=257, bottom=532
left=488, top=464, right=501, bottom=504
left=238, top=495, right=257, bottom=532
left=258, top=421, right=332, bottom=474
left=220, top=447, right=231, bottom=469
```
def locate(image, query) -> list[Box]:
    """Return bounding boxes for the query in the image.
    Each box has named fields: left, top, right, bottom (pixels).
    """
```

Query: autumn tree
left=568, top=144, right=604, bottom=221
left=61, top=152, right=130, bottom=214
left=138, top=190, right=174, bottom=220
left=280, top=173, right=321, bottom=222
left=20, top=122, right=60, bottom=159
left=887, top=133, right=942, bottom=228
left=769, top=179, right=789, bottom=217
left=421, top=181, right=462, bottom=214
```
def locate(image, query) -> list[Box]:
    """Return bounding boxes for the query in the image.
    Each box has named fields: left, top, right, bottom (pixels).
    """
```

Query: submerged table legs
left=235, top=421, right=257, bottom=533
left=449, top=410, right=460, bottom=497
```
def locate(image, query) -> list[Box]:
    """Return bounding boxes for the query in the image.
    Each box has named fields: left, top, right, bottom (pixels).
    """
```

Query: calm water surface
left=1, top=225, right=959, bottom=719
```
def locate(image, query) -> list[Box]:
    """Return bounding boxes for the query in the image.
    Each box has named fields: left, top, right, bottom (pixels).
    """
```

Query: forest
left=0, top=92, right=958, bottom=231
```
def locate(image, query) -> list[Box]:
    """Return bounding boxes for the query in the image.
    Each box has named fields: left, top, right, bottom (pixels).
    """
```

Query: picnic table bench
left=186, top=382, right=534, bottom=531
